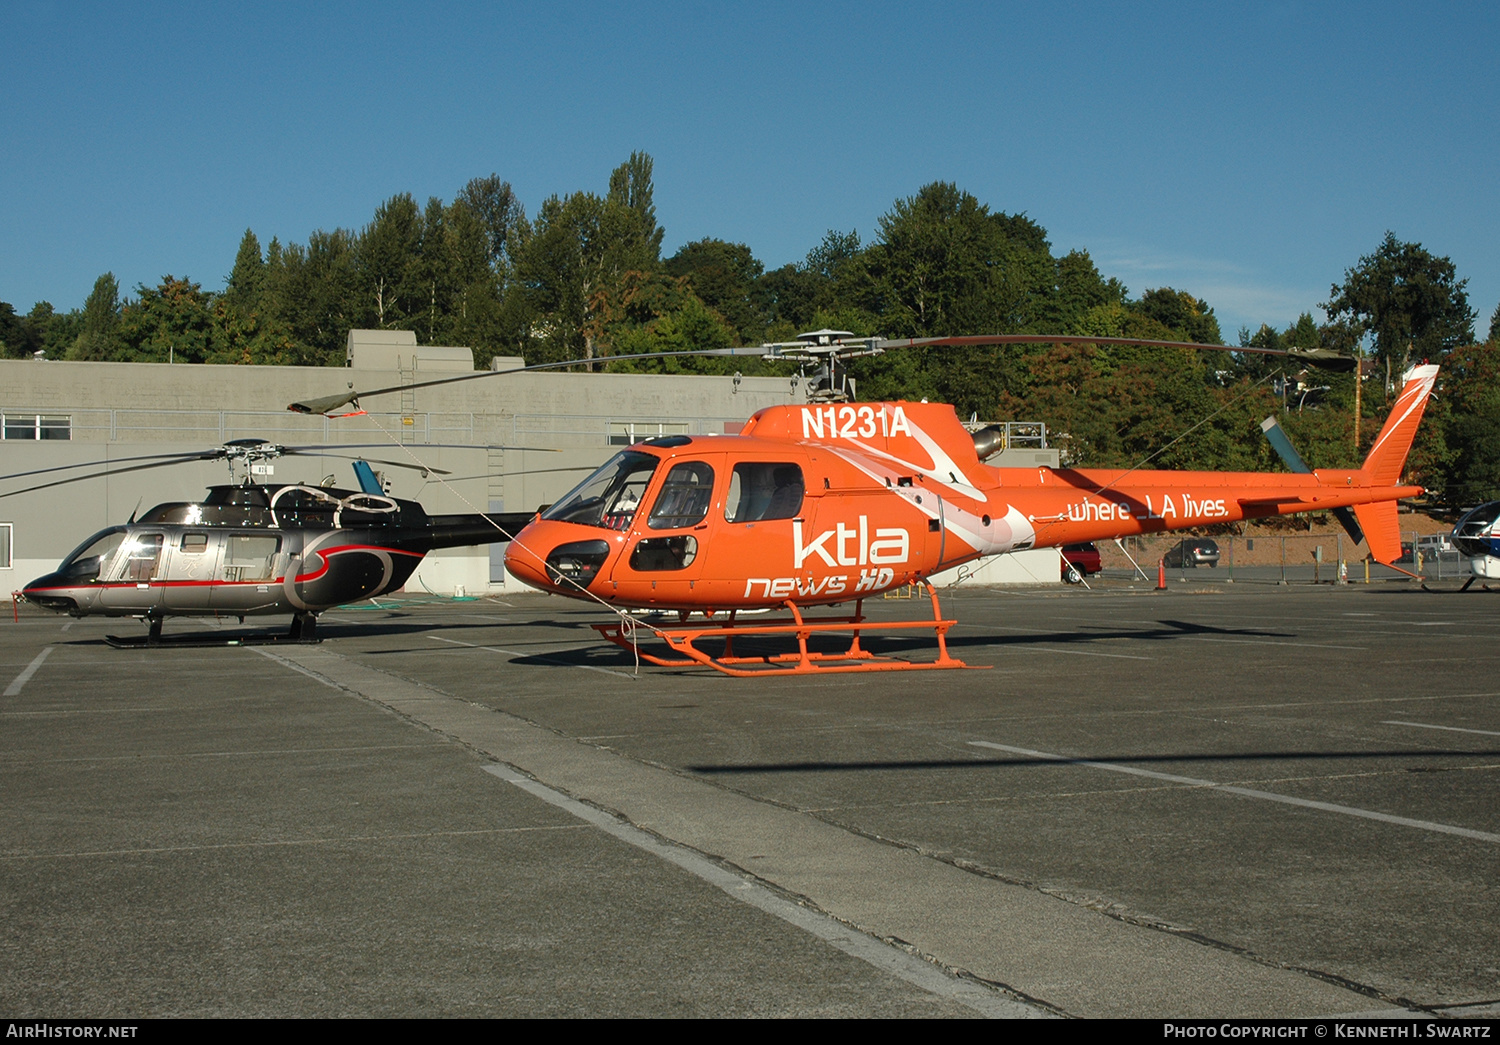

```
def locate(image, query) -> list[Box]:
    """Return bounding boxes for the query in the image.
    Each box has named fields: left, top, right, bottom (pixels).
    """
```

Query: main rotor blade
left=0, top=457, right=214, bottom=500
left=288, top=334, right=1319, bottom=415
left=862, top=334, right=1295, bottom=356
left=294, top=451, right=453, bottom=475
left=0, top=441, right=563, bottom=486
left=418, top=465, right=598, bottom=483
left=0, top=448, right=225, bottom=484
left=287, top=345, right=781, bottom=414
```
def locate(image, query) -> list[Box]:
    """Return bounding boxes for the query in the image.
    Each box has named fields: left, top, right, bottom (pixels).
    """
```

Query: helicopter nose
left=503, top=538, right=549, bottom=589
left=503, top=524, right=617, bottom=594
left=18, top=573, right=79, bottom=613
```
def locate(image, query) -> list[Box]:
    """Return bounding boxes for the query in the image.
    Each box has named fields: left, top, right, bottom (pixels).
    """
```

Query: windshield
left=542, top=451, right=660, bottom=530
left=1453, top=502, right=1500, bottom=558
left=56, top=527, right=128, bottom=582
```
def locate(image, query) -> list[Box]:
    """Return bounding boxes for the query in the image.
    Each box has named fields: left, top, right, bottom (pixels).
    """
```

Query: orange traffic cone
left=1156, top=559, right=1167, bottom=591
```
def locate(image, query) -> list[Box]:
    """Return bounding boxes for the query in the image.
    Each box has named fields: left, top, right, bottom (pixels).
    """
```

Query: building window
left=0, top=524, right=11, bottom=569
left=2, top=414, right=71, bottom=440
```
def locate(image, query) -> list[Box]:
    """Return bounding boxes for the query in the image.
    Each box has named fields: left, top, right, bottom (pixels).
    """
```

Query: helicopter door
left=211, top=534, right=284, bottom=613
left=611, top=458, right=718, bottom=599
left=701, top=460, right=817, bottom=601
left=161, top=532, right=221, bottom=611
left=97, top=532, right=166, bottom=613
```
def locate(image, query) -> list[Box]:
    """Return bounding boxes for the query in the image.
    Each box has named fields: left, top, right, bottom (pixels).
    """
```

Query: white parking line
left=4, top=647, right=54, bottom=697
left=968, top=740, right=1500, bottom=844
left=482, top=764, right=1049, bottom=1018
left=1383, top=720, right=1500, bottom=738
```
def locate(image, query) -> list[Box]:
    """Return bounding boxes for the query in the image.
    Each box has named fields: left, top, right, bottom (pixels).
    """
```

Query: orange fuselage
left=503, top=397, right=1423, bottom=612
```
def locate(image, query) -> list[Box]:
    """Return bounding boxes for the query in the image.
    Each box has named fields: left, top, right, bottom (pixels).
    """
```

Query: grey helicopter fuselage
left=1452, top=500, right=1500, bottom=581
left=21, top=482, right=520, bottom=622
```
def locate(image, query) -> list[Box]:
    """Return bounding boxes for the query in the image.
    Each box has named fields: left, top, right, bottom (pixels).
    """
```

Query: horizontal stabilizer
left=1237, top=495, right=1314, bottom=508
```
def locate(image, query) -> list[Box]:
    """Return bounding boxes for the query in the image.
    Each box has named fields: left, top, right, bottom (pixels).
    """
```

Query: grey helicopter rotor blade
left=286, top=450, right=453, bottom=475
left=855, top=334, right=1299, bottom=356
left=286, top=333, right=1326, bottom=416
left=0, top=448, right=228, bottom=484
left=0, top=457, right=219, bottom=500
left=287, top=344, right=781, bottom=414
left=416, top=464, right=599, bottom=483
left=287, top=442, right=563, bottom=451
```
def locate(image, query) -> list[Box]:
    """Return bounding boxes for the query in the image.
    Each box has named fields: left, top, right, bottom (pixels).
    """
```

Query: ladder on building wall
left=398, top=361, right=417, bottom=442
left=487, top=445, right=506, bottom=585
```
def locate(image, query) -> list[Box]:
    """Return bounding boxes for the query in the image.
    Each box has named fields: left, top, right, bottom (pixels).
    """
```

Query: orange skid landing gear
left=592, top=584, right=976, bottom=677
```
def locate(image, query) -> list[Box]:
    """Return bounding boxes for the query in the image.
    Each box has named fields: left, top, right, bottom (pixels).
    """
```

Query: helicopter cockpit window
left=541, top=451, right=659, bottom=531
left=223, top=535, right=280, bottom=582
left=648, top=462, right=715, bottom=530
left=629, top=535, right=698, bottom=572
left=724, top=463, right=804, bottom=523
left=1452, top=502, right=1500, bottom=558
left=58, top=527, right=127, bottom=582
left=121, top=534, right=164, bottom=583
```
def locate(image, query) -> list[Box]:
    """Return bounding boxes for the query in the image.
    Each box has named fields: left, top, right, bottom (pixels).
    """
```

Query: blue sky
left=4, top=1, right=1496, bottom=340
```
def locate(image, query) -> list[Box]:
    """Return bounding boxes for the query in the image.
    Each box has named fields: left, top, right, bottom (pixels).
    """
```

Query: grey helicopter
left=10, top=438, right=536, bottom=646
left=1450, top=500, right=1500, bottom=590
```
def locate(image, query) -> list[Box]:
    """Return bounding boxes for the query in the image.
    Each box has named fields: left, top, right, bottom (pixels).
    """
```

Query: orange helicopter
left=291, top=333, right=1437, bottom=677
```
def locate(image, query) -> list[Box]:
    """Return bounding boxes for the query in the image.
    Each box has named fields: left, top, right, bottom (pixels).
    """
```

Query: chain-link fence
left=1100, top=532, right=1468, bottom=585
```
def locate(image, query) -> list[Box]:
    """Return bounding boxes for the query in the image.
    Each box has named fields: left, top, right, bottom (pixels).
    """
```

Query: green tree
left=455, top=174, right=526, bottom=272
left=437, top=191, right=510, bottom=352
left=266, top=229, right=360, bottom=364
left=1043, top=250, right=1127, bottom=334
left=843, top=184, right=1067, bottom=413
left=357, top=193, right=425, bottom=329
left=606, top=151, right=664, bottom=267
left=1323, top=231, right=1475, bottom=379
left=117, top=276, right=221, bottom=363
left=224, top=229, right=265, bottom=312
left=70, top=273, right=122, bottom=360
left=1130, top=287, right=1223, bottom=344
left=1437, top=341, right=1500, bottom=502
left=665, top=239, right=767, bottom=343
left=0, top=302, right=25, bottom=358
left=758, top=229, right=866, bottom=336
left=861, top=182, right=1047, bottom=337
left=512, top=153, right=667, bottom=364
left=29, top=302, right=80, bottom=360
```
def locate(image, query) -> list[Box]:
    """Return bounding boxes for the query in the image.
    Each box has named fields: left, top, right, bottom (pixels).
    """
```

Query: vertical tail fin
left=1361, top=364, right=1439, bottom=488
left=1355, top=363, right=1438, bottom=565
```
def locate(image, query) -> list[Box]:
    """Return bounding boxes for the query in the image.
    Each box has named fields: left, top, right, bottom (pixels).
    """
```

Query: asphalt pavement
left=3, top=577, right=1497, bottom=1018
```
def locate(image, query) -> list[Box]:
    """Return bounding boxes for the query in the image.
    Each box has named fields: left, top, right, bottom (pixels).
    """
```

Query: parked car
left=1414, top=535, right=1460, bottom=561
left=1061, top=542, right=1102, bottom=581
left=1162, top=538, right=1221, bottom=568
